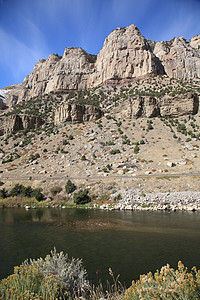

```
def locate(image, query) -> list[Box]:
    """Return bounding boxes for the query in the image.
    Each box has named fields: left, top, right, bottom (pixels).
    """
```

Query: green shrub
left=10, top=184, right=34, bottom=198
left=23, top=186, right=34, bottom=197
left=34, top=188, right=44, bottom=201
left=186, top=138, right=192, bottom=142
left=124, top=261, right=200, bottom=300
left=65, top=180, right=77, bottom=194
left=147, top=123, right=153, bottom=130
left=50, top=186, right=62, bottom=196
left=73, top=189, right=91, bottom=205
left=29, top=153, right=40, bottom=161
left=110, top=149, right=120, bottom=155
left=114, top=194, right=122, bottom=201
left=134, top=144, right=139, bottom=154
left=10, top=184, right=25, bottom=197
left=68, top=134, right=74, bottom=140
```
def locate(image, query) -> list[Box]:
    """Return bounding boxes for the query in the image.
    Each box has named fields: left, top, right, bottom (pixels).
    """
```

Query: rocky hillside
left=0, top=24, right=199, bottom=142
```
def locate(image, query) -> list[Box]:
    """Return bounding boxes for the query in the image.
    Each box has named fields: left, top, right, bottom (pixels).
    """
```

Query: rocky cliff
left=54, top=103, right=103, bottom=125
left=115, top=93, right=199, bottom=119
left=154, top=37, right=200, bottom=79
left=0, top=24, right=199, bottom=133
left=88, top=24, right=164, bottom=86
left=22, top=48, right=95, bottom=100
left=1, top=23, right=199, bottom=105
left=0, top=114, right=43, bottom=136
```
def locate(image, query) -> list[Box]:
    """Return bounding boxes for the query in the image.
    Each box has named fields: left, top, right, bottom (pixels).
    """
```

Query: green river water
left=0, top=207, right=200, bottom=287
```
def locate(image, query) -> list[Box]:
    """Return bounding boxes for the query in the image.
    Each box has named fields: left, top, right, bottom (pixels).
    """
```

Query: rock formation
left=190, top=35, right=200, bottom=49
left=0, top=96, right=6, bottom=110
left=154, top=37, right=200, bottom=79
left=0, top=23, right=199, bottom=130
left=89, top=24, right=164, bottom=86
left=0, top=114, right=43, bottom=136
left=116, top=93, right=199, bottom=119
left=22, top=49, right=95, bottom=100
left=2, top=23, right=199, bottom=105
left=54, top=103, right=103, bottom=125
left=159, top=93, right=199, bottom=117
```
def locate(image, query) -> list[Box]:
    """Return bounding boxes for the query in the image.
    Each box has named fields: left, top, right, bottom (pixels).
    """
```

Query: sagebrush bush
left=124, top=261, right=200, bottom=300
left=24, top=248, right=88, bottom=296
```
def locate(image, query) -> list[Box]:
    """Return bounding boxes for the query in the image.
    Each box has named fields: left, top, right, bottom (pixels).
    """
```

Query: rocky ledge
left=54, top=103, right=103, bottom=125
left=0, top=114, right=43, bottom=136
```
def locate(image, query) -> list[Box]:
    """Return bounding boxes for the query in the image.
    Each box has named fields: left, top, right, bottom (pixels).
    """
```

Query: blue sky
left=0, top=0, right=200, bottom=89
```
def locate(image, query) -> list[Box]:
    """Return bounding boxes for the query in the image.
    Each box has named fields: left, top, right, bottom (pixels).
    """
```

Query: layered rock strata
left=54, top=103, right=103, bottom=125
left=0, top=114, right=43, bottom=136
left=117, top=93, right=199, bottom=119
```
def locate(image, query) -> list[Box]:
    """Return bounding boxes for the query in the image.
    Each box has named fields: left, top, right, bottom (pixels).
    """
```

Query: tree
left=73, top=189, right=91, bottom=205
left=34, top=189, right=44, bottom=201
left=24, top=186, right=34, bottom=197
left=10, top=184, right=34, bottom=198
left=0, top=188, right=7, bottom=199
left=65, top=180, right=77, bottom=194
left=10, top=184, right=25, bottom=197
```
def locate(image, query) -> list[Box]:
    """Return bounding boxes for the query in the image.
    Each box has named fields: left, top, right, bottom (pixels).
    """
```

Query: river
left=0, top=207, right=200, bottom=287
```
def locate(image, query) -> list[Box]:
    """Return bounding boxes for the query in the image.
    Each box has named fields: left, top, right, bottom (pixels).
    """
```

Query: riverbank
left=101, top=189, right=200, bottom=212
left=1, top=189, right=200, bottom=212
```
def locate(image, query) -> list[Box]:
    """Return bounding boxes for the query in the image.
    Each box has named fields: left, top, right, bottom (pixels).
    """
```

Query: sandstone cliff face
left=89, top=25, right=164, bottom=87
left=154, top=37, right=200, bottom=79
left=22, top=25, right=164, bottom=99
left=54, top=103, right=103, bottom=125
left=0, top=114, right=43, bottom=136
left=22, top=48, right=95, bottom=99
left=116, top=93, right=199, bottom=119
left=0, top=24, right=200, bottom=122
left=159, top=93, right=199, bottom=117
left=190, top=35, right=200, bottom=49
left=18, top=25, right=200, bottom=102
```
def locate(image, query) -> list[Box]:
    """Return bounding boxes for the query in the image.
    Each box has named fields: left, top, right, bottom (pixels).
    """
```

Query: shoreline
left=1, top=189, right=200, bottom=212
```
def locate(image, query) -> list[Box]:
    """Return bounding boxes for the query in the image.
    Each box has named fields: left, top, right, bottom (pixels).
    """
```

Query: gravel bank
left=99, top=190, right=200, bottom=211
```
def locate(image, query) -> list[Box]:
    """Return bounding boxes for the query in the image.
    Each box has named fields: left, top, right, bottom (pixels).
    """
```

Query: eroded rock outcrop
left=159, top=93, right=199, bottom=117
left=190, top=35, right=200, bottom=49
left=117, top=93, right=199, bottom=119
left=54, top=103, right=103, bottom=125
left=22, top=49, right=95, bottom=100
left=21, top=25, right=164, bottom=100
left=89, top=25, right=164, bottom=86
left=154, top=37, right=200, bottom=79
left=0, top=114, right=43, bottom=136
